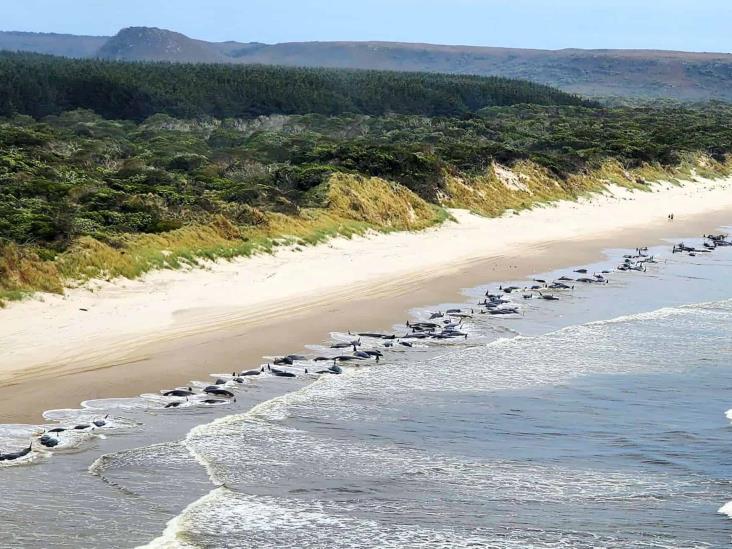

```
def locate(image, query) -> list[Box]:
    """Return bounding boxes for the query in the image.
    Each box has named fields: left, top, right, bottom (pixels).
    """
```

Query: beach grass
left=1, top=156, right=729, bottom=306
left=0, top=174, right=447, bottom=304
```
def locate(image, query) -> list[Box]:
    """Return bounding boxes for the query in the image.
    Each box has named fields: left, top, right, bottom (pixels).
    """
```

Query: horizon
left=4, top=24, right=732, bottom=56
left=2, top=0, right=731, bottom=54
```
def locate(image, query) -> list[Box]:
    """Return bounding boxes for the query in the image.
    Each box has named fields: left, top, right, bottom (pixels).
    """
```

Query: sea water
left=1, top=234, right=732, bottom=548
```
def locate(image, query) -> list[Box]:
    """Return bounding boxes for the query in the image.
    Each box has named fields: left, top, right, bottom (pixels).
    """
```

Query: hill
left=0, top=30, right=106, bottom=58
left=97, top=26, right=226, bottom=63
left=1, top=27, right=732, bottom=101
left=0, top=52, right=593, bottom=121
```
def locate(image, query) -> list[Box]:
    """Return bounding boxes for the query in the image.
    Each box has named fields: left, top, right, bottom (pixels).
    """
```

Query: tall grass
left=0, top=243, right=64, bottom=305
left=0, top=174, right=446, bottom=304
left=441, top=154, right=731, bottom=217
left=1, top=157, right=729, bottom=305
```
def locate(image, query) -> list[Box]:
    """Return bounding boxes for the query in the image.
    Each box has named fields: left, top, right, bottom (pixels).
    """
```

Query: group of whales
left=1, top=234, right=725, bottom=463
left=674, top=233, right=732, bottom=256
left=0, top=416, right=110, bottom=459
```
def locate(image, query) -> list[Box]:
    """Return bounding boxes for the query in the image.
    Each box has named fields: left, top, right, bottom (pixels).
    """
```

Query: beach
left=2, top=176, right=732, bottom=423
left=1, top=177, right=731, bottom=548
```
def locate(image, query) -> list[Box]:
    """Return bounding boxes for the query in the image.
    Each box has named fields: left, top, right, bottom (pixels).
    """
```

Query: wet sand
left=2, top=201, right=731, bottom=424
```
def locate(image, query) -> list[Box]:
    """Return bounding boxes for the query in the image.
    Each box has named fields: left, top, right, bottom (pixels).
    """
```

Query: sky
left=2, top=0, right=731, bottom=52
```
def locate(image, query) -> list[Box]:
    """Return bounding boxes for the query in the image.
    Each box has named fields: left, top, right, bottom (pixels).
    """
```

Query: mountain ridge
left=2, top=26, right=732, bottom=101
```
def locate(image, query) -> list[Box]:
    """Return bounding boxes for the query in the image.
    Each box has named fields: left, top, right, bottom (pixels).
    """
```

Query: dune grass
left=0, top=174, right=447, bottom=305
left=440, top=154, right=731, bottom=218
left=1, top=157, right=729, bottom=306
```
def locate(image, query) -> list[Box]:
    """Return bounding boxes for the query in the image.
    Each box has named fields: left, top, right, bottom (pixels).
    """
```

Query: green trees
left=2, top=103, right=732, bottom=249
left=0, top=53, right=731, bottom=252
left=0, top=52, right=593, bottom=121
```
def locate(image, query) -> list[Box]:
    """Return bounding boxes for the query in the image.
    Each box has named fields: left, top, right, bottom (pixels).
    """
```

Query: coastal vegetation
left=1, top=53, right=732, bottom=303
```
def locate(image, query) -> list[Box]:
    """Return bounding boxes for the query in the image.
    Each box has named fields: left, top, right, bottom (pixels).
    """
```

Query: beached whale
left=163, top=389, right=195, bottom=397
left=203, top=387, right=235, bottom=397
left=270, top=368, right=296, bottom=378
left=407, top=321, right=439, bottom=330
left=331, top=341, right=358, bottom=349
left=273, top=354, right=308, bottom=365
left=501, top=286, right=521, bottom=293
left=317, top=364, right=343, bottom=375
left=439, top=330, right=468, bottom=338
left=488, top=307, right=519, bottom=315
left=39, top=434, right=59, bottom=448
left=363, top=350, right=383, bottom=358
left=0, top=445, right=32, bottom=461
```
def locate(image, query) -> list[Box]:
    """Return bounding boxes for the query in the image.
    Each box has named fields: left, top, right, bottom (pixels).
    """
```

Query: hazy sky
left=3, top=0, right=731, bottom=52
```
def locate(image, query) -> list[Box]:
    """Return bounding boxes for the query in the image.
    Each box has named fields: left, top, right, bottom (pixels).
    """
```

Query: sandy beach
left=2, top=176, right=732, bottom=423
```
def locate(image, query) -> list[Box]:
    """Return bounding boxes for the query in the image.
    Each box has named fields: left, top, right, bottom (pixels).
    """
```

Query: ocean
left=2, top=232, right=732, bottom=548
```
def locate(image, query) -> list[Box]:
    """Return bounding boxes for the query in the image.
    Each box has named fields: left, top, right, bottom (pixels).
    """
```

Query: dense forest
left=3, top=104, right=732, bottom=247
left=1, top=54, right=731, bottom=301
left=0, top=52, right=593, bottom=121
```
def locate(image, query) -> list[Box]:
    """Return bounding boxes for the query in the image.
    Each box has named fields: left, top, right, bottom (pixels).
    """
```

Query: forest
left=0, top=52, right=593, bottom=120
left=1, top=53, right=732, bottom=300
left=3, top=103, right=732, bottom=247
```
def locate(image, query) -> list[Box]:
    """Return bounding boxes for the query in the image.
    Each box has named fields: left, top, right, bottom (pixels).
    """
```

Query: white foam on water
left=80, top=397, right=150, bottom=411
left=718, top=501, right=732, bottom=518
left=7, top=243, right=731, bottom=546
left=180, top=375, right=329, bottom=486
left=589, top=298, right=732, bottom=327
left=137, top=497, right=199, bottom=549
left=138, top=485, right=715, bottom=549
left=89, top=441, right=194, bottom=479
left=130, top=288, right=732, bottom=548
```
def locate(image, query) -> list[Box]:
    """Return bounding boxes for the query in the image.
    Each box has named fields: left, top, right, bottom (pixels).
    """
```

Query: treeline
left=0, top=52, right=594, bottom=120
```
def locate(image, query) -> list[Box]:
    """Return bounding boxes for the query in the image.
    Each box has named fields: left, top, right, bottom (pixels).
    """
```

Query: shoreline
left=2, top=177, right=732, bottom=423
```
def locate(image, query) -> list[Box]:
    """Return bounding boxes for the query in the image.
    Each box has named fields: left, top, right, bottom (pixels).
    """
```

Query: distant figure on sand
left=668, top=213, right=674, bottom=220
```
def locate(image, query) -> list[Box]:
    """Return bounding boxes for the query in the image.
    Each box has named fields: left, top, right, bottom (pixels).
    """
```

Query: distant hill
left=1, top=26, right=732, bottom=101
left=97, top=27, right=225, bottom=63
left=0, top=30, right=106, bottom=58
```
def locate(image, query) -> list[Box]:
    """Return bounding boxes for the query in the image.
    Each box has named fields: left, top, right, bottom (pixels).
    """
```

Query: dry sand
left=2, top=177, right=732, bottom=423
